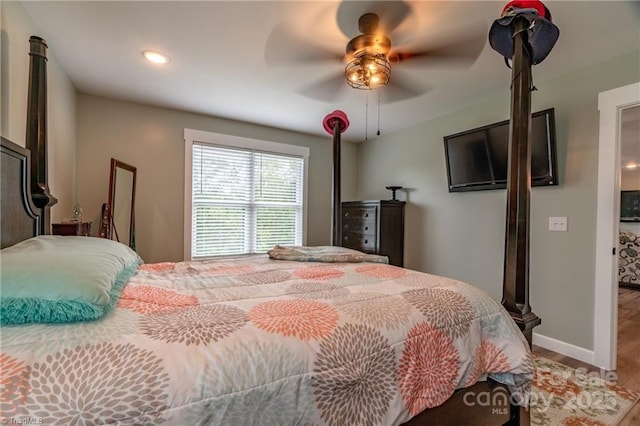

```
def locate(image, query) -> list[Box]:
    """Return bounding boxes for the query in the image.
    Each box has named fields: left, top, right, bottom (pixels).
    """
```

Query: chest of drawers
left=341, top=200, right=405, bottom=267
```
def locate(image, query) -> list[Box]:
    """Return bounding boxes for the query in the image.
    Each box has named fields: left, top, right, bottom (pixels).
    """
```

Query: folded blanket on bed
left=267, top=245, right=388, bottom=264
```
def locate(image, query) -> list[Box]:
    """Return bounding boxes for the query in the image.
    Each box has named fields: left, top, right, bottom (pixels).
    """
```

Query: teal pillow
left=1, top=235, right=142, bottom=325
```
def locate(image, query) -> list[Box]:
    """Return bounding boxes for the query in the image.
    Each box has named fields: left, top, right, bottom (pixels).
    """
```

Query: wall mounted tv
left=443, top=108, right=558, bottom=192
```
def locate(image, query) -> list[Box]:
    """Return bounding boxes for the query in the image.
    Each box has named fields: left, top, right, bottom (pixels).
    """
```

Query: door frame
left=594, top=82, right=640, bottom=370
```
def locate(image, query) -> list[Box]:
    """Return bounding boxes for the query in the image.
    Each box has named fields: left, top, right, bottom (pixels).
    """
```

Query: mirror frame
left=107, top=158, right=137, bottom=248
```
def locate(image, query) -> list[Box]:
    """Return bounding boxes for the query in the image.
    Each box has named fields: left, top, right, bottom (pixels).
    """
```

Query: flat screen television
left=620, top=190, right=640, bottom=222
left=443, top=108, right=558, bottom=192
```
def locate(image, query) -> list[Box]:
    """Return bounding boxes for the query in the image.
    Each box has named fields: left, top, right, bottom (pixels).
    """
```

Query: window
left=184, top=129, right=309, bottom=260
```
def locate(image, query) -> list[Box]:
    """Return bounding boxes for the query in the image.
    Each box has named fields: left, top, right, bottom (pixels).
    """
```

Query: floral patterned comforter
left=1, top=256, right=534, bottom=425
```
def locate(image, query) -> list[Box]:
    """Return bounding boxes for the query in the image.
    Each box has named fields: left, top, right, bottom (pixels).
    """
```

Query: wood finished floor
left=533, top=287, right=640, bottom=425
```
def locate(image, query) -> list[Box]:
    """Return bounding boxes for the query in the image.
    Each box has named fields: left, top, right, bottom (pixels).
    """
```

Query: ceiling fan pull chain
left=365, top=92, right=369, bottom=141
left=377, top=90, right=381, bottom=136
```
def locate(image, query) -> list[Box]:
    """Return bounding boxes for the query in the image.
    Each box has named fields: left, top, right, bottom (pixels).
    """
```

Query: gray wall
left=1, top=1, right=77, bottom=223
left=76, top=94, right=358, bottom=263
left=356, top=50, right=640, bottom=350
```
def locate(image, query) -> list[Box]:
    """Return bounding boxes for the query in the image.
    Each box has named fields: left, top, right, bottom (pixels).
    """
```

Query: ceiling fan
left=264, top=1, right=487, bottom=104
left=344, top=12, right=393, bottom=90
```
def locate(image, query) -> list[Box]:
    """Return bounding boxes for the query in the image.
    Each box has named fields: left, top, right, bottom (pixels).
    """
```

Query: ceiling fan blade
left=389, top=28, right=486, bottom=68
left=296, top=73, right=347, bottom=103
left=265, top=22, right=344, bottom=66
left=336, top=1, right=412, bottom=38
left=380, top=69, right=430, bottom=104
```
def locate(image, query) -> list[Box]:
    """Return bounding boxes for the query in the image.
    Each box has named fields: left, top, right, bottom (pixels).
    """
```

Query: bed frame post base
left=504, top=403, right=530, bottom=426
left=509, top=311, right=541, bottom=348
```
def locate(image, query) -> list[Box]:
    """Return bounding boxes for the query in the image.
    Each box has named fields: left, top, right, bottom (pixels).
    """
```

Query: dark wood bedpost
left=322, top=111, right=350, bottom=246
left=331, top=121, right=341, bottom=246
left=26, top=36, right=57, bottom=235
left=501, top=17, right=541, bottom=348
left=492, top=5, right=559, bottom=422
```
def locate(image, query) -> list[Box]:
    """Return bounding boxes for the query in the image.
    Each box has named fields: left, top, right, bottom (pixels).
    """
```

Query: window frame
left=184, top=128, right=310, bottom=261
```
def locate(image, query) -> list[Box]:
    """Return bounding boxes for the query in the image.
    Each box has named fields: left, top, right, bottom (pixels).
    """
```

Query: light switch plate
left=549, top=217, right=568, bottom=232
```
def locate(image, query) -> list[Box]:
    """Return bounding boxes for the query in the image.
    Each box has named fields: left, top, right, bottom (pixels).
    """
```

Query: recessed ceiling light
left=142, top=50, right=169, bottom=64
left=624, top=163, right=638, bottom=170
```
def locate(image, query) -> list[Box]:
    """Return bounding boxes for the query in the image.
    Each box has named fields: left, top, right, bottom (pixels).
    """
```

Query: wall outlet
left=549, top=216, right=568, bottom=232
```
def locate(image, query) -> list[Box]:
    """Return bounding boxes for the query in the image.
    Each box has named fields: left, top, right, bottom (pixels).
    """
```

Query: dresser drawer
left=342, top=221, right=375, bottom=235
left=342, top=206, right=377, bottom=222
left=342, top=233, right=377, bottom=253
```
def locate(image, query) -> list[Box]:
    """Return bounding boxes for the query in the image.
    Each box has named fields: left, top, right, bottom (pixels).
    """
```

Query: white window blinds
left=191, top=142, right=305, bottom=258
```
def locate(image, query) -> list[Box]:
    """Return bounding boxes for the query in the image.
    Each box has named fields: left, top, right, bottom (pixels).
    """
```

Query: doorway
left=594, top=82, right=640, bottom=371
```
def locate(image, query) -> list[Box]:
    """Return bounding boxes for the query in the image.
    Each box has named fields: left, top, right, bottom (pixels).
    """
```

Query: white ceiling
left=20, top=1, right=640, bottom=143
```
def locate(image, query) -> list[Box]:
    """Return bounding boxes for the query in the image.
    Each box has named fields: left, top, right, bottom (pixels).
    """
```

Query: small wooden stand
left=52, top=221, right=92, bottom=236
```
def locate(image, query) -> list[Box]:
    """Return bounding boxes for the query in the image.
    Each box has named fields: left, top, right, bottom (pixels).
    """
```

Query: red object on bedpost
left=26, top=36, right=57, bottom=235
left=322, top=110, right=349, bottom=246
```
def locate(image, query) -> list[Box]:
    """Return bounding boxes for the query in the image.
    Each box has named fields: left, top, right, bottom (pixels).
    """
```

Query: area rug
left=531, top=356, right=639, bottom=426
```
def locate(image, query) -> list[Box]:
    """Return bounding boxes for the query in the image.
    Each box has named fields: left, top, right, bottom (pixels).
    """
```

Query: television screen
left=443, top=108, right=558, bottom=192
left=620, top=190, right=640, bottom=221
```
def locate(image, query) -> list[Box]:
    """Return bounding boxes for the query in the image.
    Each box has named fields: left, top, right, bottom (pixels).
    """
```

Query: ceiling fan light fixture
left=345, top=52, right=391, bottom=90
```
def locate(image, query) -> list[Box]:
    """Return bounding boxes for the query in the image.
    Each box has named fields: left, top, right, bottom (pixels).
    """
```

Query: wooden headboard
left=1, top=137, right=42, bottom=248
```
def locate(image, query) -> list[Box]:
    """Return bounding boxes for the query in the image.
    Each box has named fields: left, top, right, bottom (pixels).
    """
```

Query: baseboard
left=532, top=332, right=595, bottom=366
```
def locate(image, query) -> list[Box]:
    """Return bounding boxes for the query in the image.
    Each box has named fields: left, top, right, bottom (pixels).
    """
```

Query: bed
left=619, top=230, right=640, bottom=288
left=1, top=36, right=536, bottom=425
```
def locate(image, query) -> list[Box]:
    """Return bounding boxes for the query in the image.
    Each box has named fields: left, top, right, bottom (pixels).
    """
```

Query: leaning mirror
left=104, top=158, right=137, bottom=249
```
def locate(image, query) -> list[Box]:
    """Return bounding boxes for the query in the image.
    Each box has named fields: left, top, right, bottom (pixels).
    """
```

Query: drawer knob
left=365, top=213, right=369, bottom=217
left=364, top=239, right=368, bottom=244
left=344, top=212, right=350, bottom=217
left=364, top=226, right=368, bottom=231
